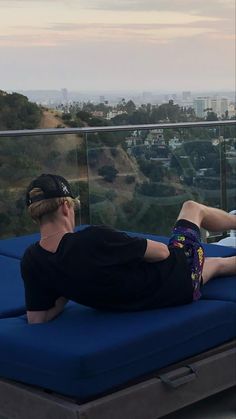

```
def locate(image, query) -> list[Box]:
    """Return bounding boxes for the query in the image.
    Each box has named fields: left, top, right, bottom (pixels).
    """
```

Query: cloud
left=0, top=0, right=234, bottom=17
left=0, top=33, right=58, bottom=47
left=1, top=20, right=225, bottom=48
left=78, top=0, right=235, bottom=17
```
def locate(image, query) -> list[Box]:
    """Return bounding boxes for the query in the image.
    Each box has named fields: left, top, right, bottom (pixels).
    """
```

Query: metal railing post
left=219, top=135, right=227, bottom=211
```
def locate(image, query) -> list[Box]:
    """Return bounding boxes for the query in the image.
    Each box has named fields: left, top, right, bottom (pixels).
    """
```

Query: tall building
left=211, top=98, right=218, bottom=115
left=211, top=97, right=229, bottom=117
left=194, top=96, right=230, bottom=118
left=193, top=97, right=211, bottom=118
left=228, top=103, right=236, bottom=118
left=220, top=98, right=229, bottom=116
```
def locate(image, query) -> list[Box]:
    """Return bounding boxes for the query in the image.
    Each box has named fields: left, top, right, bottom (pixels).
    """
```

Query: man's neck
left=39, top=224, right=72, bottom=252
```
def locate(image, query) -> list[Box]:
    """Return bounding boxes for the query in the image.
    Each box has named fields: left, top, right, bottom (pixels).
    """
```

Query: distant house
left=106, top=110, right=127, bottom=120
left=92, top=111, right=105, bottom=118
left=169, top=137, right=182, bottom=149
left=144, top=129, right=165, bottom=146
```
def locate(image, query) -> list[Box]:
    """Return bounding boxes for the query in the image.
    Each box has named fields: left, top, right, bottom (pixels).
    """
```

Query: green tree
left=206, top=111, right=218, bottom=121
left=0, top=91, right=42, bottom=130
left=125, top=100, right=136, bottom=114
left=98, top=165, right=119, bottom=182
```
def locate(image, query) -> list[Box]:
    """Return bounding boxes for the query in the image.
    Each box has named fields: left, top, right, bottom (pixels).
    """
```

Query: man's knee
left=181, top=200, right=200, bottom=213
left=178, top=200, right=203, bottom=226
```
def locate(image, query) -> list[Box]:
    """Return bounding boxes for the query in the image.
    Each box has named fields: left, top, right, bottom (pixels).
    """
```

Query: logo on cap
left=62, top=183, right=69, bottom=194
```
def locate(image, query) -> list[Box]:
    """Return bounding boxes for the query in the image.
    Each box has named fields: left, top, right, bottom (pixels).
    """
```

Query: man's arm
left=27, top=297, right=68, bottom=324
left=144, top=239, right=170, bottom=262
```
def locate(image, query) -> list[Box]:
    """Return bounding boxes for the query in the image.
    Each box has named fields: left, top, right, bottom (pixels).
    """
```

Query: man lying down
left=21, top=174, right=236, bottom=324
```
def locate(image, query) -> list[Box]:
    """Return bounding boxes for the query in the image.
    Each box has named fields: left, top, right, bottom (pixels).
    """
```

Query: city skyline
left=0, top=0, right=235, bottom=92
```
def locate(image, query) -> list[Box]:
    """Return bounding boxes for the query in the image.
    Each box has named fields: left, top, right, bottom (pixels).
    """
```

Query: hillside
left=0, top=90, right=42, bottom=130
left=0, top=90, right=69, bottom=130
left=39, top=109, right=65, bottom=129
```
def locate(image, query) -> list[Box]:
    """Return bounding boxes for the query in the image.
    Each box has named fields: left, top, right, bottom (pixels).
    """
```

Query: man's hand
left=144, top=240, right=170, bottom=262
left=27, top=297, right=68, bottom=324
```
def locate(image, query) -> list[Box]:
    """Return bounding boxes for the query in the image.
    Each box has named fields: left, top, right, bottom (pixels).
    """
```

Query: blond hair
left=28, top=187, right=79, bottom=224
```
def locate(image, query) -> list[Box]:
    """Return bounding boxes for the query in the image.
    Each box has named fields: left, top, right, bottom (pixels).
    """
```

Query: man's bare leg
left=177, top=200, right=236, bottom=232
left=176, top=201, right=236, bottom=285
left=202, top=256, right=236, bottom=284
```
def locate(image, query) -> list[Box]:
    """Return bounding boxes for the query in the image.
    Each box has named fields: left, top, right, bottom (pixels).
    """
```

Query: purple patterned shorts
left=169, top=219, right=205, bottom=301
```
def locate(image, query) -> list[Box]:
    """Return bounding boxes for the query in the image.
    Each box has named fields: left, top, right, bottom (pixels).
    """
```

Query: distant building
left=194, top=96, right=230, bottom=118
left=164, top=94, right=177, bottom=103
left=92, top=111, right=105, bottom=118
left=228, top=104, right=236, bottom=118
left=125, top=131, right=143, bottom=147
left=61, top=88, right=68, bottom=104
left=169, top=137, right=182, bottom=149
left=220, top=98, right=229, bottom=116
left=211, top=97, right=229, bottom=117
left=193, top=97, right=211, bottom=118
left=106, top=110, right=126, bottom=120
left=145, top=129, right=165, bottom=145
left=211, top=98, right=218, bottom=115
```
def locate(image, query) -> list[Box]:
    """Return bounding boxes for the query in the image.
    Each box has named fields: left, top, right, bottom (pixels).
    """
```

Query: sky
left=0, top=0, right=235, bottom=93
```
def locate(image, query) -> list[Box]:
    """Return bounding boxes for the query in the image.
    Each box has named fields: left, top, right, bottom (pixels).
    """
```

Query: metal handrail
left=0, top=120, right=235, bottom=138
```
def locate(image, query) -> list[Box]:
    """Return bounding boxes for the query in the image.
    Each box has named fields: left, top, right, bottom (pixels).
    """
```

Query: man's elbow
left=144, top=242, right=170, bottom=262
left=163, top=246, right=170, bottom=259
left=27, top=311, right=48, bottom=324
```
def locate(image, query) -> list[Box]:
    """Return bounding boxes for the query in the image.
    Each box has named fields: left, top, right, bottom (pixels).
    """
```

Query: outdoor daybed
left=0, top=226, right=235, bottom=419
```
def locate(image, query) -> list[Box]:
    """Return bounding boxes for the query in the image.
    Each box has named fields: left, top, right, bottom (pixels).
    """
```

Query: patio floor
left=162, top=386, right=236, bottom=419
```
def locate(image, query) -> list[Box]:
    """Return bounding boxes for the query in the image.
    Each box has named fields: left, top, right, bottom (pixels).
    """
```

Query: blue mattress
left=200, top=243, right=236, bottom=302
left=202, top=276, right=236, bottom=302
left=0, top=255, right=25, bottom=318
left=0, top=229, right=235, bottom=400
left=0, top=299, right=235, bottom=401
left=0, top=233, right=40, bottom=259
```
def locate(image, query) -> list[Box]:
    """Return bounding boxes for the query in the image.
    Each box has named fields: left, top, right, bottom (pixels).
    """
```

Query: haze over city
left=0, top=0, right=235, bottom=93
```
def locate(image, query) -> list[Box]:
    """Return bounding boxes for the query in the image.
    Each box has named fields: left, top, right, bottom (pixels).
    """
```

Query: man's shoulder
left=21, top=242, right=38, bottom=261
left=21, top=243, right=41, bottom=275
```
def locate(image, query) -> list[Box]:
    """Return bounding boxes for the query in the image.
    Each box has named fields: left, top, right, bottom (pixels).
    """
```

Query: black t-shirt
left=21, top=226, right=193, bottom=312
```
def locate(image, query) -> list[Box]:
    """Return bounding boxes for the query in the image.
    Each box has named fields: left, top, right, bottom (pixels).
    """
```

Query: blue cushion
left=0, top=299, right=235, bottom=400
left=200, top=243, right=236, bottom=302
left=0, top=255, right=25, bottom=318
left=126, top=230, right=169, bottom=245
left=203, top=243, right=236, bottom=258
left=202, top=276, right=236, bottom=302
left=0, top=233, right=40, bottom=259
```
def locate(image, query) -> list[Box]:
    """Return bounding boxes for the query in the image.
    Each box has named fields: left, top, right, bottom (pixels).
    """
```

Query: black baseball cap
left=26, top=174, right=76, bottom=207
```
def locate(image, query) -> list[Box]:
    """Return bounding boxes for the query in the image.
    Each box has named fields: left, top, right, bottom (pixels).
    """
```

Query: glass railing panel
left=86, top=126, right=231, bottom=238
left=0, top=121, right=235, bottom=240
left=222, top=125, right=236, bottom=212
left=170, top=126, right=221, bottom=207
left=0, top=133, right=88, bottom=238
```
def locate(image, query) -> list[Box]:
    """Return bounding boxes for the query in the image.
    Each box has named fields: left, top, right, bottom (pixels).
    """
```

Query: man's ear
left=61, top=200, right=70, bottom=216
